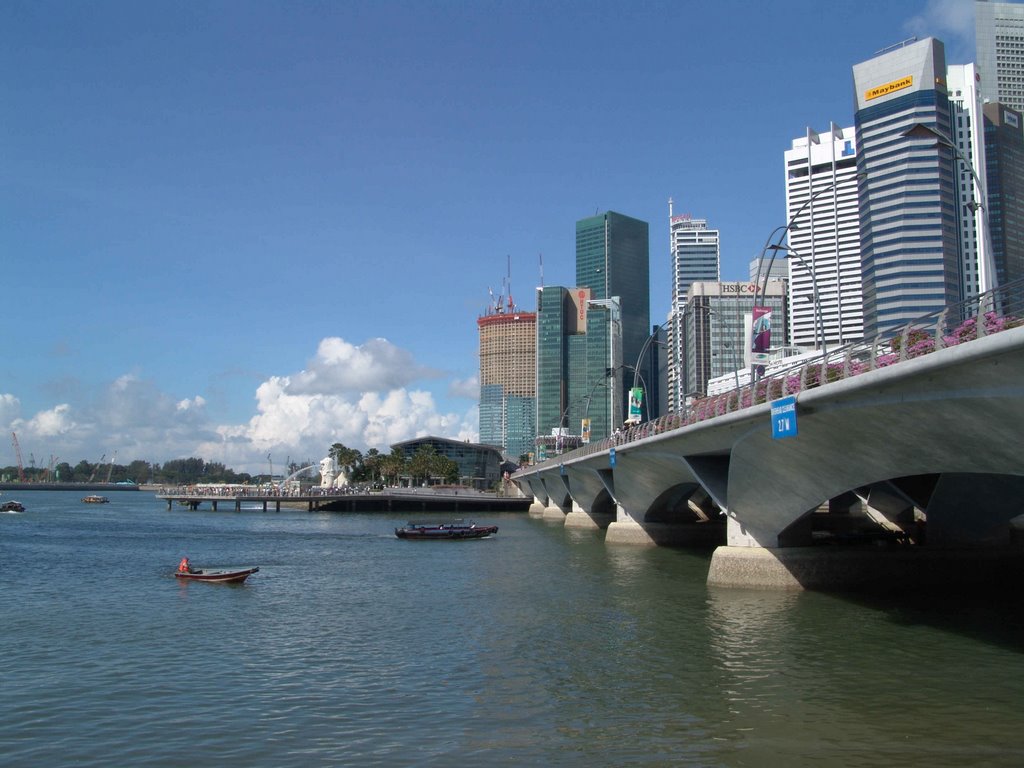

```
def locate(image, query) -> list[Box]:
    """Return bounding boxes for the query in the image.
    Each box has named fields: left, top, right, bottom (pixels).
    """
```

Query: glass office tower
left=853, top=37, right=960, bottom=338
left=977, top=0, right=1024, bottom=114
left=984, top=102, right=1024, bottom=286
left=575, top=211, right=650, bottom=440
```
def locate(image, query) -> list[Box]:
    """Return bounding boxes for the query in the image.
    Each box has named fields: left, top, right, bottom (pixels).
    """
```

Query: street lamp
left=587, top=296, right=622, bottom=429
left=766, top=243, right=827, bottom=357
left=751, top=173, right=865, bottom=378
left=902, top=122, right=997, bottom=292
left=630, top=311, right=674, bottom=423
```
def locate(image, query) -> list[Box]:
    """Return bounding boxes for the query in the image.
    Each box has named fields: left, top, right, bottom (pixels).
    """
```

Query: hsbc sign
left=720, top=283, right=758, bottom=294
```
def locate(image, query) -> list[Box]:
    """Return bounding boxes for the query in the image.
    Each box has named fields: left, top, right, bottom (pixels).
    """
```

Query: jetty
left=156, top=486, right=530, bottom=514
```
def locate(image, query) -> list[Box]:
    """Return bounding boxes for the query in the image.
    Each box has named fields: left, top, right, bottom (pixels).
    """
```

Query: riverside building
left=683, top=281, right=787, bottom=398
left=947, top=63, right=995, bottom=297
left=976, top=0, right=1024, bottom=114
left=535, top=211, right=650, bottom=449
left=853, top=37, right=961, bottom=338
left=477, top=293, right=536, bottom=461
left=667, top=209, right=720, bottom=411
left=983, top=102, right=1024, bottom=285
left=783, top=125, right=863, bottom=349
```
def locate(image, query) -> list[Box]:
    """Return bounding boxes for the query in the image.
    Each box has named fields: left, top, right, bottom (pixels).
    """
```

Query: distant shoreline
left=0, top=482, right=141, bottom=492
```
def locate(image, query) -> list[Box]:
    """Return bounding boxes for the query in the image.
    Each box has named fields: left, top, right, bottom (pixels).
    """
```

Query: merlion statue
left=319, top=456, right=337, bottom=488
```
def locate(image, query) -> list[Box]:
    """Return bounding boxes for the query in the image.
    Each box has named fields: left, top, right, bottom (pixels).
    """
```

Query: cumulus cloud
left=0, top=394, right=20, bottom=426
left=904, top=0, right=975, bottom=61
left=3, top=336, right=479, bottom=475
left=287, top=337, right=437, bottom=395
left=448, top=375, right=479, bottom=399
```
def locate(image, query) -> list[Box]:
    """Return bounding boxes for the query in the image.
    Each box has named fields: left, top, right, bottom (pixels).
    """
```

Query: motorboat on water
left=81, top=495, right=110, bottom=504
left=175, top=566, right=259, bottom=584
left=394, top=521, right=498, bottom=540
left=1, top=500, right=26, bottom=513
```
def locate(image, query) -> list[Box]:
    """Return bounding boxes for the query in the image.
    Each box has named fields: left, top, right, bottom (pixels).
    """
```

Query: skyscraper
left=853, top=37, right=961, bottom=338
left=667, top=210, right=720, bottom=411
left=983, top=101, right=1024, bottom=285
left=947, top=63, right=995, bottom=298
left=683, top=281, right=787, bottom=398
left=534, top=212, right=650, bottom=449
left=976, top=0, right=1024, bottom=114
left=574, top=211, right=650, bottom=440
left=477, top=292, right=536, bottom=461
left=783, top=125, right=863, bottom=349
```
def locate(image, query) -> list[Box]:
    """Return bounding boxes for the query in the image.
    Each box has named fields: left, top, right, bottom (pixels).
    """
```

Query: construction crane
left=105, top=451, right=117, bottom=483
left=10, top=432, right=25, bottom=482
left=88, top=454, right=105, bottom=483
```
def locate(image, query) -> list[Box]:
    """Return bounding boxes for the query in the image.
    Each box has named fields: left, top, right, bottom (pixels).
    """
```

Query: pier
left=156, top=487, right=531, bottom=514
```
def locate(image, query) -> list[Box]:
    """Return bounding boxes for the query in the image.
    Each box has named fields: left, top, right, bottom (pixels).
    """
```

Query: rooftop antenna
left=875, top=37, right=917, bottom=57
left=539, top=253, right=544, bottom=288
left=506, top=254, right=514, bottom=311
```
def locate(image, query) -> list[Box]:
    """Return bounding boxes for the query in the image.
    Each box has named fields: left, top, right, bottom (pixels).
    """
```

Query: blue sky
left=2, top=0, right=978, bottom=474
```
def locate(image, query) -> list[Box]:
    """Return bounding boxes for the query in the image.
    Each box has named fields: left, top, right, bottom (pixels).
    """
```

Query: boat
left=81, top=495, right=110, bottom=504
left=174, top=566, right=259, bottom=584
left=1, top=500, right=25, bottom=513
left=394, top=521, right=499, bottom=540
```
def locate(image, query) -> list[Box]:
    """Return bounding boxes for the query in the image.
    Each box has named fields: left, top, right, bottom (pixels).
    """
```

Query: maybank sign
left=865, top=75, right=913, bottom=101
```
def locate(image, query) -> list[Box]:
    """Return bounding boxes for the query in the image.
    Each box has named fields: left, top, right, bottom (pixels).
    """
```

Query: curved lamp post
left=750, top=174, right=861, bottom=378
left=766, top=243, right=827, bottom=356
left=587, top=296, right=622, bottom=429
left=630, top=311, right=674, bottom=423
left=902, top=122, right=997, bottom=293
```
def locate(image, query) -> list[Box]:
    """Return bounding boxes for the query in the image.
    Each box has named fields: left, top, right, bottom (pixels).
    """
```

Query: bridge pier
left=528, top=496, right=547, bottom=517
left=543, top=504, right=567, bottom=521
left=565, top=500, right=613, bottom=530
left=707, top=545, right=1024, bottom=590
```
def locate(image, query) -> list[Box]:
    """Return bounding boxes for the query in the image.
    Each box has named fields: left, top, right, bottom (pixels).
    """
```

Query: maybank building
left=853, top=38, right=960, bottom=338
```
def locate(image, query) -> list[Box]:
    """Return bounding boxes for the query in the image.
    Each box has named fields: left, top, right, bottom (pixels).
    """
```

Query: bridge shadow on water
left=814, top=576, right=1024, bottom=654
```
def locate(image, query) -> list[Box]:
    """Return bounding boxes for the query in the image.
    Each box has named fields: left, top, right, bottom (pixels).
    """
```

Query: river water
left=2, top=491, right=1022, bottom=767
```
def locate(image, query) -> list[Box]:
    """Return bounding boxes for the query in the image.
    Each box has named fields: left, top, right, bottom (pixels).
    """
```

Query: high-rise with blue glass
left=535, top=212, right=650, bottom=449
left=478, top=301, right=536, bottom=461
left=853, top=38, right=961, bottom=338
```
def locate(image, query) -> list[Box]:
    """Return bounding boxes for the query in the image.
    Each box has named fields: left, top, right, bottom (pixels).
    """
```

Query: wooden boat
left=1, top=500, right=25, bottom=513
left=395, top=521, right=498, bottom=540
left=175, top=566, right=259, bottom=584
left=81, top=495, right=110, bottom=504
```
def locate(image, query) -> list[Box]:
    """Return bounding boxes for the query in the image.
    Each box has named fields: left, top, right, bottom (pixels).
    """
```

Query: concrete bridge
left=514, top=300, right=1024, bottom=590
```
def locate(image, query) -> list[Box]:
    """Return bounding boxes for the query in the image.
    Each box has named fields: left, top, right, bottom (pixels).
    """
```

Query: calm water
left=2, top=492, right=1023, bottom=767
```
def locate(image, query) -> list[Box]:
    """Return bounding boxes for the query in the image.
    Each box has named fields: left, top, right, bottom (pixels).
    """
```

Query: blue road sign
left=771, top=396, right=798, bottom=439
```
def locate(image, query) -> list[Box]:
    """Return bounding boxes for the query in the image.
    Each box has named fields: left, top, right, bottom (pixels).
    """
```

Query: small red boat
left=175, top=566, right=259, bottom=584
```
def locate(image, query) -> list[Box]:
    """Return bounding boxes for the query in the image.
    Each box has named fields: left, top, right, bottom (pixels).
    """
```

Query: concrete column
left=528, top=497, right=547, bottom=517
left=542, top=504, right=567, bottom=521
left=606, top=508, right=657, bottom=545
left=726, top=514, right=761, bottom=547
left=707, top=545, right=1024, bottom=590
left=565, top=500, right=614, bottom=530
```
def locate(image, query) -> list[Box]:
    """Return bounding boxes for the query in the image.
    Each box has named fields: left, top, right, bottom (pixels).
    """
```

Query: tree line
left=1, top=443, right=461, bottom=487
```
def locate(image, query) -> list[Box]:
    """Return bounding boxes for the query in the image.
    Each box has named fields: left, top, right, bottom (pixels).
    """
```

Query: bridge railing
left=529, top=277, right=1024, bottom=470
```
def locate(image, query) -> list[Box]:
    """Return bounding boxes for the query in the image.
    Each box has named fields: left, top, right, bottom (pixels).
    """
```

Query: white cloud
left=904, top=0, right=976, bottom=61
left=0, top=394, right=21, bottom=426
left=2, top=336, right=479, bottom=475
left=18, top=403, right=76, bottom=438
left=448, top=375, right=479, bottom=399
left=288, top=337, right=437, bottom=395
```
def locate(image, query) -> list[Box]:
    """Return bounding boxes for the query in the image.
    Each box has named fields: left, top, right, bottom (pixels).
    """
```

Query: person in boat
left=178, top=557, right=193, bottom=574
